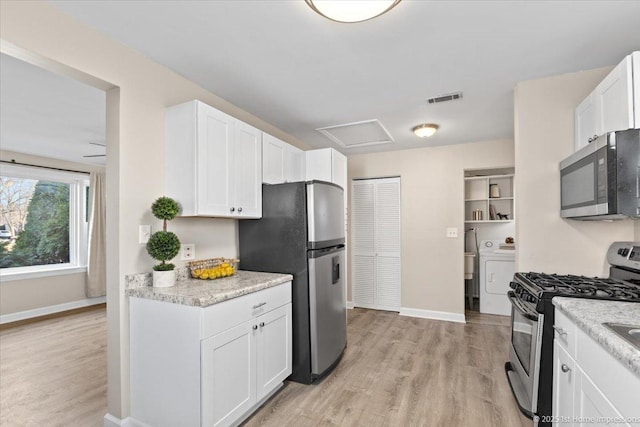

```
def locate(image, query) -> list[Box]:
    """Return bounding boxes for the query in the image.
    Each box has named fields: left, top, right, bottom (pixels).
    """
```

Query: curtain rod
left=0, top=159, right=91, bottom=175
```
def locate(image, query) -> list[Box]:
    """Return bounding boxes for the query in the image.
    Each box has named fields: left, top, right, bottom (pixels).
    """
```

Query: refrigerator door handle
left=332, top=256, right=340, bottom=285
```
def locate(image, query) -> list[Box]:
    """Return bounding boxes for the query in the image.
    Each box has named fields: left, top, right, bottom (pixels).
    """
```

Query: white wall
left=0, top=1, right=309, bottom=421
left=347, top=139, right=514, bottom=316
left=0, top=150, right=105, bottom=316
left=514, top=67, right=634, bottom=276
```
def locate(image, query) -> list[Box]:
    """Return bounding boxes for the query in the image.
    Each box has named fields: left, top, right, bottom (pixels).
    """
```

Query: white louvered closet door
left=352, top=177, right=401, bottom=312
left=352, top=181, right=375, bottom=306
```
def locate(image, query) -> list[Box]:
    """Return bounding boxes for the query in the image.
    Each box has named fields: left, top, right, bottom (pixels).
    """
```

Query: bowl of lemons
left=189, top=258, right=239, bottom=280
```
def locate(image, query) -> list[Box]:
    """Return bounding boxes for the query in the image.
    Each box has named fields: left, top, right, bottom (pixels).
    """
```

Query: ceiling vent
left=427, top=91, right=463, bottom=104
left=316, top=119, right=394, bottom=148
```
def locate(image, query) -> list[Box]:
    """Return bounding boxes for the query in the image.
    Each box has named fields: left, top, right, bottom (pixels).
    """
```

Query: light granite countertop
left=553, top=297, right=640, bottom=377
left=125, top=269, right=293, bottom=307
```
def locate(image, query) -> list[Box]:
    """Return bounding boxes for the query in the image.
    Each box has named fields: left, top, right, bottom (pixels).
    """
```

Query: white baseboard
left=399, top=307, right=466, bottom=324
left=0, top=296, right=106, bottom=324
left=104, top=414, right=147, bottom=427
left=346, top=300, right=354, bottom=309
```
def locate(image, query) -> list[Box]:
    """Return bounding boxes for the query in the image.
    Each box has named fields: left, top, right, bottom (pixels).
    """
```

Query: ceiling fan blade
left=83, top=154, right=106, bottom=158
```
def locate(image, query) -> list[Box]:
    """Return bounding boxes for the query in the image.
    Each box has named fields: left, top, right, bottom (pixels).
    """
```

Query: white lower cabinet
left=553, top=342, right=576, bottom=424
left=552, top=309, right=639, bottom=426
left=130, top=282, right=292, bottom=427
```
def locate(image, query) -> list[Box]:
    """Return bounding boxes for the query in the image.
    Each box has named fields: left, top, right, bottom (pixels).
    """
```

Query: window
left=0, top=164, right=89, bottom=278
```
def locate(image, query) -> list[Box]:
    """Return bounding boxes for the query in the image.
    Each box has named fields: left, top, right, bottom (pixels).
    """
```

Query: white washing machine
left=479, top=240, right=515, bottom=316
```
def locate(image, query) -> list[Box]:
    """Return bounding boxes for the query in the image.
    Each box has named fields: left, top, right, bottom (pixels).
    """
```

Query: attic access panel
left=316, top=119, right=394, bottom=148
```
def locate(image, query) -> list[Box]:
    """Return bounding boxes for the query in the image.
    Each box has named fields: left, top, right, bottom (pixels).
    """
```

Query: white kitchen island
left=126, top=270, right=293, bottom=427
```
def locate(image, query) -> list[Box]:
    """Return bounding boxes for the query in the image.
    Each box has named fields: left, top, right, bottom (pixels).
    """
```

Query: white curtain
left=86, top=172, right=106, bottom=297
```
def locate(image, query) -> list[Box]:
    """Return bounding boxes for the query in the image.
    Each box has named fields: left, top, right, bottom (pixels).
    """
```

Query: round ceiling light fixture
left=412, top=124, right=439, bottom=138
left=305, top=0, right=401, bottom=23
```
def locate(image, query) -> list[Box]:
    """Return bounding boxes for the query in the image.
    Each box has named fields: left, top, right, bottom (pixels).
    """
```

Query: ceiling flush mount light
left=305, top=0, right=401, bottom=23
left=412, top=124, right=439, bottom=138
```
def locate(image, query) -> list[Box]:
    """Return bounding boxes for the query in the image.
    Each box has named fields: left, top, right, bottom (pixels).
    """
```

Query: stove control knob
left=509, top=282, right=517, bottom=289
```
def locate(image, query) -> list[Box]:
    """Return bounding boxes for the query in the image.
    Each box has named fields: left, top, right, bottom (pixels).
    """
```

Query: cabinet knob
left=561, top=364, right=571, bottom=373
left=238, top=207, right=243, bottom=213
left=252, top=325, right=258, bottom=330
left=587, top=137, right=593, bottom=143
left=259, top=322, right=265, bottom=328
left=230, top=207, right=235, bottom=213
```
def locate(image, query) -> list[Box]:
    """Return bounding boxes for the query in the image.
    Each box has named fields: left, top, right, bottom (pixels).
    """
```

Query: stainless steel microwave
left=560, top=128, right=639, bottom=220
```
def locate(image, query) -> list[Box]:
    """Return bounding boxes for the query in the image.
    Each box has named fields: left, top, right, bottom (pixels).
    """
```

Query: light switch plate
left=446, top=227, right=458, bottom=238
left=139, top=225, right=151, bottom=244
left=181, top=244, right=195, bottom=261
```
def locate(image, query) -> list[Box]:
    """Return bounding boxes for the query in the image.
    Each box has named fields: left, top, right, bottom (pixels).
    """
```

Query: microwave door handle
left=507, top=291, right=538, bottom=321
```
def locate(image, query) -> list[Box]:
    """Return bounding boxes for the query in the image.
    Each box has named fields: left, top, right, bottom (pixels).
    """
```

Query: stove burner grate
left=517, top=272, right=640, bottom=300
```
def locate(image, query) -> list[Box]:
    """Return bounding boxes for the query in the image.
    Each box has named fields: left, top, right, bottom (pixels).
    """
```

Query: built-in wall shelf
left=464, top=173, right=515, bottom=222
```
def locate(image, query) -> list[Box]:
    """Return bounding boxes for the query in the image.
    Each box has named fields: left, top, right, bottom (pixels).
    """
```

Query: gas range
left=511, top=271, right=640, bottom=312
left=505, top=242, right=640, bottom=426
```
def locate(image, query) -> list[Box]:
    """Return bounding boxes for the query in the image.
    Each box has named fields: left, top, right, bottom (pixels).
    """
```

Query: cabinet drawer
left=553, top=309, right=577, bottom=356
left=202, top=281, right=292, bottom=338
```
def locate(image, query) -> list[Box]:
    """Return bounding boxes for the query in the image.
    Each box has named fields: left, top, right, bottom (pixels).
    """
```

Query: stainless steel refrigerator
left=239, top=180, right=347, bottom=384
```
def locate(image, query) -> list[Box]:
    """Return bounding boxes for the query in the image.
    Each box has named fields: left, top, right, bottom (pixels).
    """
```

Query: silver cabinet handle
left=553, top=326, right=567, bottom=336
left=561, top=364, right=571, bottom=373
left=259, top=322, right=265, bottom=327
left=252, top=325, right=258, bottom=330
left=587, top=137, right=593, bottom=143
left=252, top=302, right=267, bottom=309
left=238, top=207, right=243, bottom=213
left=230, top=207, right=235, bottom=213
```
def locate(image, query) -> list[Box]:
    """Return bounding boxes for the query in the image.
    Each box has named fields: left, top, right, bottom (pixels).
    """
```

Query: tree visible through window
left=0, top=166, right=88, bottom=271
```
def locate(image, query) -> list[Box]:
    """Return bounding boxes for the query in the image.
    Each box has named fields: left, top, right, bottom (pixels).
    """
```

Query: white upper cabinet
left=575, top=93, right=598, bottom=151
left=596, top=54, right=634, bottom=135
left=305, top=148, right=347, bottom=190
left=262, top=133, right=305, bottom=184
left=575, top=51, right=639, bottom=151
left=165, top=100, right=262, bottom=218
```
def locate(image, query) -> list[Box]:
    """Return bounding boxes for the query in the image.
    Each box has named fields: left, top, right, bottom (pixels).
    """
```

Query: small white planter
left=153, top=269, right=176, bottom=288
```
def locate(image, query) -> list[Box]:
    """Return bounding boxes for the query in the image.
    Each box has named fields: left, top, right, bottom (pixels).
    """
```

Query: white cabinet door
left=256, top=304, right=292, bottom=401
left=262, top=133, right=284, bottom=184
left=305, top=148, right=333, bottom=182
left=595, top=54, right=634, bottom=135
left=574, top=366, right=626, bottom=427
left=202, top=321, right=256, bottom=427
left=553, top=341, right=576, bottom=426
left=634, top=52, right=640, bottom=127
left=234, top=121, right=262, bottom=218
left=283, top=144, right=305, bottom=182
left=196, top=103, right=234, bottom=216
left=574, top=94, right=598, bottom=151
left=332, top=150, right=347, bottom=191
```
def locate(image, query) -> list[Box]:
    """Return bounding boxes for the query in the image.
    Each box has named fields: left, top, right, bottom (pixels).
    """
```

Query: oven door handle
left=507, top=291, right=539, bottom=321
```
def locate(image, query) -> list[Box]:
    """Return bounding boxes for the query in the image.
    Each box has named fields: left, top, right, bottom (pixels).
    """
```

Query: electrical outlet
left=446, top=227, right=458, bottom=238
left=139, top=225, right=151, bottom=244
left=181, top=244, right=195, bottom=260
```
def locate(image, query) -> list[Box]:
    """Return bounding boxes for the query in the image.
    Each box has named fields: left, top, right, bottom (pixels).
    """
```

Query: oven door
left=506, top=290, right=543, bottom=418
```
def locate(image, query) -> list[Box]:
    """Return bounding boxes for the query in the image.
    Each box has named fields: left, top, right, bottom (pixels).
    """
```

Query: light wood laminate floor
left=244, top=308, right=531, bottom=427
left=0, top=306, right=530, bottom=427
left=0, top=307, right=107, bottom=427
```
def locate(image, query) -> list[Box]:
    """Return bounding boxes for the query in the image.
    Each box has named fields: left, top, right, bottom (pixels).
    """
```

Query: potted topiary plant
left=146, top=196, right=181, bottom=288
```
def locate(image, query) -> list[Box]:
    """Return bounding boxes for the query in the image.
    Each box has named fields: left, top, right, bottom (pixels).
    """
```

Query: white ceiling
left=48, top=0, right=640, bottom=154
left=0, top=53, right=106, bottom=165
